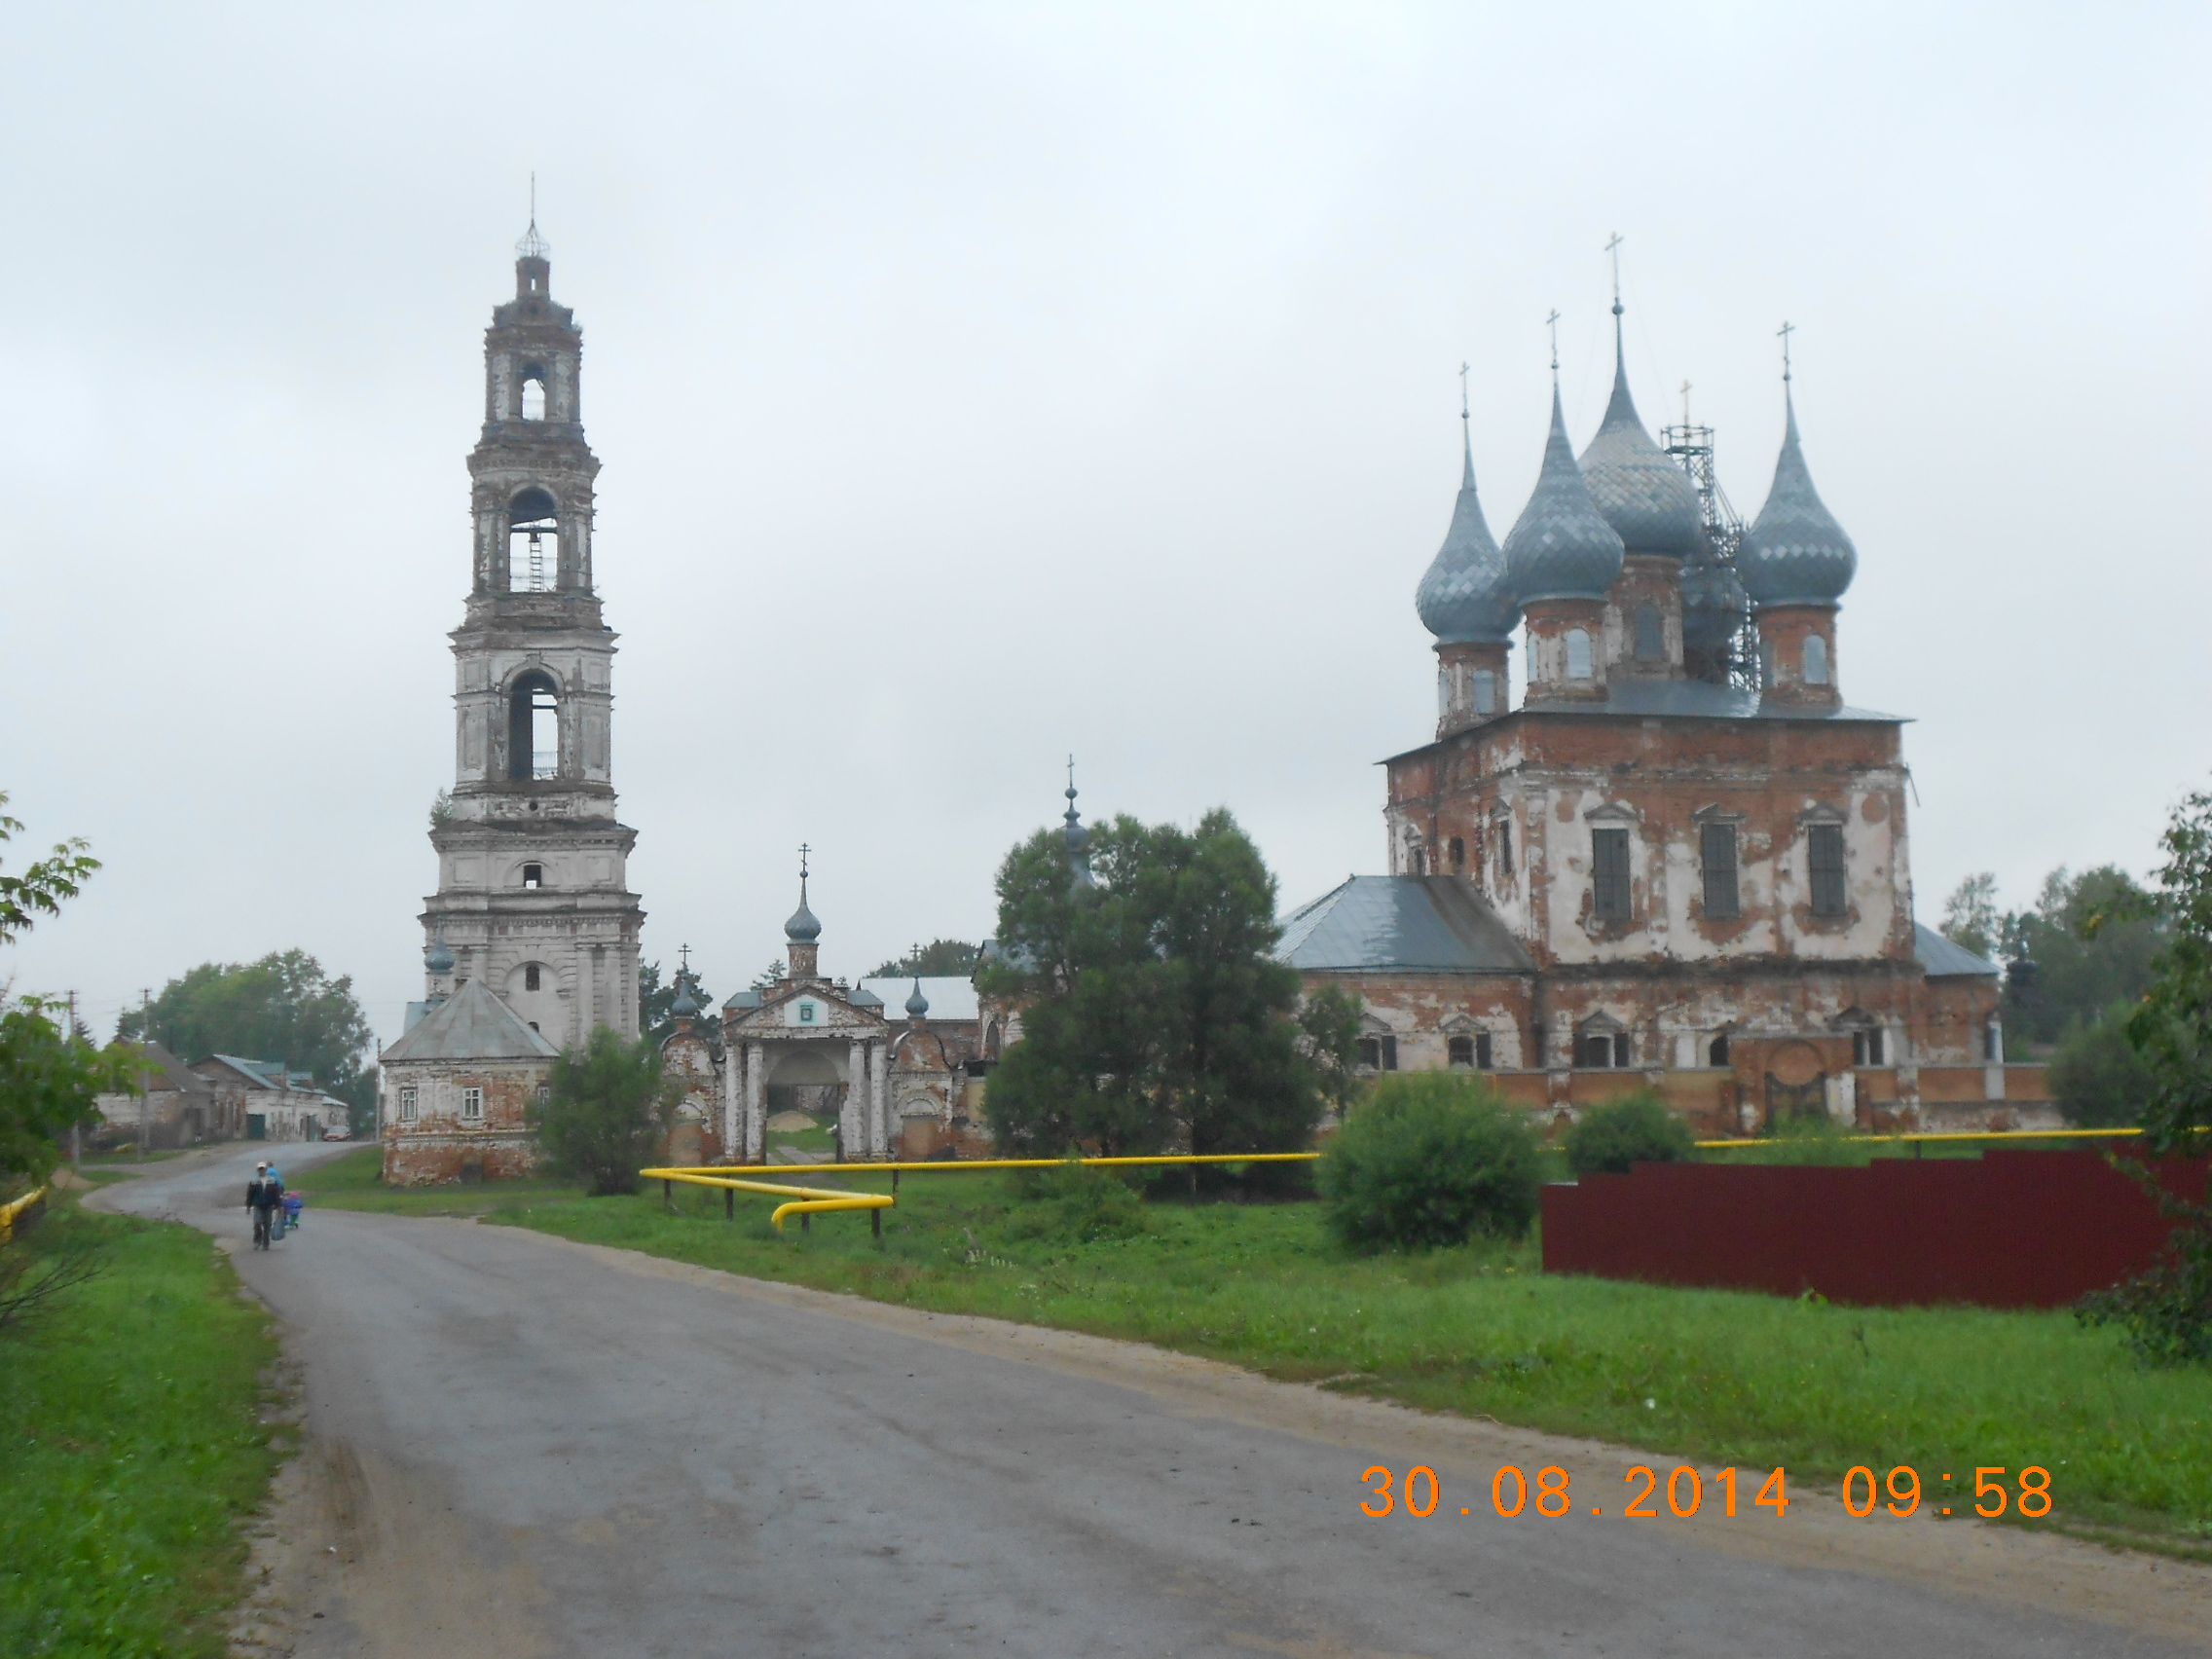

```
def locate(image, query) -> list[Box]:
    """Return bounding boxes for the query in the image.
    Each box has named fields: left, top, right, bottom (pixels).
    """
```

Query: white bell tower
left=418, top=221, right=645, bottom=1046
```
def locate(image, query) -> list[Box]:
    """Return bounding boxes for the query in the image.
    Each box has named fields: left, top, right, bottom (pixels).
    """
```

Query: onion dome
left=424, top=929, right=456, bottom=976
left=670, top=977, right=699, bottom=1018
left=1415, top=414, right=1517, bottom=643
left=1679, top=546, right=1750, bottom=652
left=1577, top=325, right=1703, bottom=560
left=785, top=883, right=822, bottom=942
left=1501, top=385, right=1626, bottom=604
left=1740, top=388, right=1857, bottom=607
left=904, top=977, right=930, bottom=1018
left=1063, top=762, right=1096, bottom=890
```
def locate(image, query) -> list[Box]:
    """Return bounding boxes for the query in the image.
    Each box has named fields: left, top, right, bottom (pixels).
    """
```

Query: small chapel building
left=1280, top=301, right=2050, bottom=1135
left=657, top=871, right=992, bottom=1165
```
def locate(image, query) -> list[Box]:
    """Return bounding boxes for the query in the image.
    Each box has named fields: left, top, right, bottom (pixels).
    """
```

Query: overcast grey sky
left=2, top=3, right=2206, bottom=1048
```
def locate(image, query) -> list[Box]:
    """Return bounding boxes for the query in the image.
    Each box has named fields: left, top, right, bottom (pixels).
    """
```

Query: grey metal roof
left=722, top=989, right=765, bottom=1011
left=1502, top=386, right=1626, bottom=603
left=1277, top=875, right=1536, bottom=974
left=1740, top=389, right=1857, bottom=607
left=1577, top=339, right=1704, bottom=560
left=380, top=979, right=561, bottom=1063
left=1914, top=922, right=2001, bottom=978
left=1415, top=421, right=1518, bottom=644
left=856, top=976, right=980, bottom=1021
left=1527, top=678, right=1904, bottom=722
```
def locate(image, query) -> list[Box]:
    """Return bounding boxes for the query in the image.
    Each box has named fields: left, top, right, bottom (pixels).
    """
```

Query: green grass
left=0, top=1196, right=283, bottom=1656
left=309, top=1147, right=2212, bottom=1553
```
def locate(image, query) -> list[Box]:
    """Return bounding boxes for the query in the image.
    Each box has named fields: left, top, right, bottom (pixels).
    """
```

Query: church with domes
left=1284, top=300, right=2049, bottom=1134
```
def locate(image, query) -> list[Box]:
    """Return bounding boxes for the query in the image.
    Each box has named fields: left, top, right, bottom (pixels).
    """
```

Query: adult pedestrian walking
left=246, top=1161, right=282, bottom=1250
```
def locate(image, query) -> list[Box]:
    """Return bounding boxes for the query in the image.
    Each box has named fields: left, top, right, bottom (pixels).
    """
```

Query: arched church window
left=1565, top=629, right=1594, bottom=680
left=525, top=964, right=542, bottom=991
left=508, top=671, right=560, bottom=781
left=985, top=1020, right=1003, bottom=1060
left=508, top=487, right=560, bottom=593
left=1473, top=668, right=1496, bottom=715
left=1708, top=1032, right=1731, bottom=1067
left=522, top=864, right=543, bottom=890
left=520, top=362, right=548, bottom=421
left=1634, top=604, right=1662, bottom=661
left=1802, top=633, right=1829, bottom=685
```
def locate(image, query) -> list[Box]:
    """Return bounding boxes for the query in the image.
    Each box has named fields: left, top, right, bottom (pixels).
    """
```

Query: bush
left=1003, top=1157, right=1147, bottom=1243
left=1563, top=1091, right=1695, bottom=1177
left=2049, top=1007, right=2149, bottom=1127
left=530, top=1027, right=680, bottom=1197
left=1316, top=1072, right=1541, bottom=1250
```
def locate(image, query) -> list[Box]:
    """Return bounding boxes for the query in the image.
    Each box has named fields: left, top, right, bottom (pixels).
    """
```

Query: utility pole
left=138, top=987, right=152, bottom=1162
left=67, top=990, right=81, bottom=1169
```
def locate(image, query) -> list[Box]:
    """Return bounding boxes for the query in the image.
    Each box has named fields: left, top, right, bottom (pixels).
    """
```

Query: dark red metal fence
left=1541, top=1150, right=2210, bottom=1309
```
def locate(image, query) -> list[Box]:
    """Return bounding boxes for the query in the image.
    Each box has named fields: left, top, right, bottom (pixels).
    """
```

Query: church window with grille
left=525, top=963, right=541, bottom=992
left=1592, top=827, right=1631, bottom=920
left=1448, top=1033, right=1493, bottom=1069
left=1357, top=1035, right=1398, bottom=1071
left=1634, top=603, right=1663, bottom=661
left=1803, top=632, right=1829, bottom=685
left=1700, top=823, right=1740, bottom=918
left=461, top=1086, right=483, bottom=1122
left=1566, top=628, right=1594, bottom=680
left=1808, top=824, right=1847, bottom=916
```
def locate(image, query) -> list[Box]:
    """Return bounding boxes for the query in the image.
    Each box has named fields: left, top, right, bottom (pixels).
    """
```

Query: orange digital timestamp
left=1836, top=1466, right=2053, bottom=1519
left=1359, top=1464, right=2054, bottom=1521
left=1360, top=1464, right=1789, bottom=1520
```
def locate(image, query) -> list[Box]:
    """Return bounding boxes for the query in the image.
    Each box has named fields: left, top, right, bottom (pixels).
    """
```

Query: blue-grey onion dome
left=424, top=933, right=456, bottom=975
left=1501, top=386, right=1626, bottom=603
left=1740, top=391, right=1857, bottom=607
left=1415, top=425, right=1518, bottom=643
left=785, top=895, right=822, bottom=942
left=905, top=977, right=930, bottom=1018
left=670, top=979, right=699, bottom=1017
left=1679, top=548, right=1749, bottom=650
left=1577, top=343, right=1704, bottom=560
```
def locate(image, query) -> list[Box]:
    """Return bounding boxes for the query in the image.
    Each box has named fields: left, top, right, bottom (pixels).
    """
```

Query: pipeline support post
left=725, top=1186, right=734, bottom=1220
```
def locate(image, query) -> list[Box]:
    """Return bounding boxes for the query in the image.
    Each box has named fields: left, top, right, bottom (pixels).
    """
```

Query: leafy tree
left=0, top=796, right=138, bottom=1185
left=870, top=940, right=981, bottom=978
left=2047, top=1005, right=2149, bottom=1128
left=640, top=960, right=715, bottom=1046
left=529, top=1026, right=681, bottom=1196
left=1564, top=1090, right=1696, bottom=1177
left=1, top=998, right=139, bottom=1186
left=0, top=794, right=100, bottom=946
left=1297, top=983, right=1366, bottom=1123
left=116, top=952, right=376, bottom=1131
left=2002, top=866, right=2161, bottom=1048
left=979, top=808, right=1320, bottom=1160
left=1939, top=871, right=2000, bottom=961
left=2077, top=786, right=2212, bottom=1362
left=1317, top=1072, right=1541, bottom=1249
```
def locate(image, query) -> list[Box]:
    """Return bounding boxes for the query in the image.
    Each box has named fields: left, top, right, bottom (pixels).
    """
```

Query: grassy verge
left=308, top=1146, right=2212, bottom=1554
left=0, top=1194, right=283, bottom=1656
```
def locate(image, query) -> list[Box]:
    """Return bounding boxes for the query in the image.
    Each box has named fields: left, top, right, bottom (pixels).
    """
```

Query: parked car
left=321, top=1124, right=352, bottom=1142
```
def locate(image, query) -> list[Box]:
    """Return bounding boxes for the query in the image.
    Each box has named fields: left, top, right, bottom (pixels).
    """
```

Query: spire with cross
left=1546, top=310, right=1561, bottom=375
left=1604, top=231, right=1624, bottom=319
left=1778, top=319, right=1795, bottom=383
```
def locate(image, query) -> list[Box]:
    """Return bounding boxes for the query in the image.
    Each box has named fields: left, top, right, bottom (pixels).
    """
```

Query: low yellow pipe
left=768, top=1195, right=893, bottom=1231
left=0, top=1186, right=45, bottom=1242
left=1693, top=1126, right=2145, bottom=1150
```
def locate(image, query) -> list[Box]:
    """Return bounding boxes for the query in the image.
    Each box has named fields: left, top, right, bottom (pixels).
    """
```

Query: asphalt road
left=97, top=1143, right=2212, bottom=1658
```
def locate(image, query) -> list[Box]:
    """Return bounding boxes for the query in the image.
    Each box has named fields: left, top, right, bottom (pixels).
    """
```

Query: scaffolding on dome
left=1661, top=415, right=1758, bottom=692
